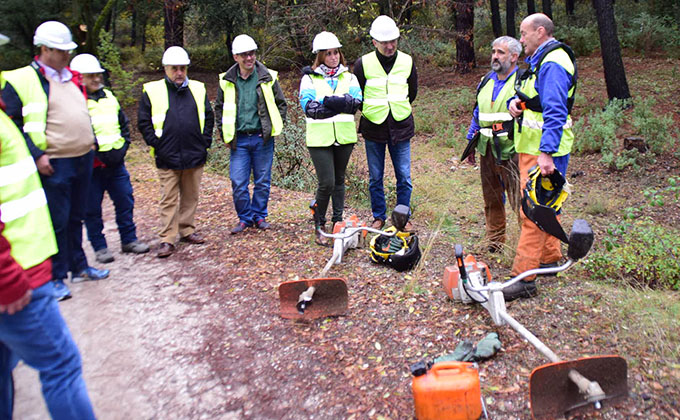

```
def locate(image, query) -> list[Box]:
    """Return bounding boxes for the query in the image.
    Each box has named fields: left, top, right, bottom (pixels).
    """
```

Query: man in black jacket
left=138, top=46, right=214, bottom=258
left=354, top=16, right=418, bottom=231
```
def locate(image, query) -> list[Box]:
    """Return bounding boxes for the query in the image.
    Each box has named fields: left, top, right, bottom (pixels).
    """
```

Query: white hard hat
left=33, top=21, right=77, bottom=50
left=70, top=53, right=105, bottom=73
left=232, top=34, right=258, bottom=55
left=369, top=15, right=400, bottom=42
left=162, top=46, right=190, bottom=66
left=312, top=31, right=342, bottom=53
left=0, top=33, right=9, bottom=46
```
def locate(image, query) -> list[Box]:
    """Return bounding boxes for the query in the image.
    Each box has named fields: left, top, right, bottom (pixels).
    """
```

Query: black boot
left=502, top=280, right=538, bottom=301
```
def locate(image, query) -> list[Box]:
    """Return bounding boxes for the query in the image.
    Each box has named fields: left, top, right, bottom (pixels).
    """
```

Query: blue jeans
left=0, top=282, right=96, bottom=419
left=364, top=139, right=413, bottom=221
left=40, top=151, right=94, bottom=280
left=85, top=163, right=138, bottom=251
left=229, top=133, right=274, bottom=224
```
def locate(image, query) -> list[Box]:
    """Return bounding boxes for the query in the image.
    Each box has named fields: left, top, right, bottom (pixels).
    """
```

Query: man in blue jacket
left=505, top=13, right=577, bottom=301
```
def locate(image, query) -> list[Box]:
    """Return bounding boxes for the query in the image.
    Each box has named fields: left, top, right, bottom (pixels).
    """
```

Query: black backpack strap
left=534, top=42, right=577, bottom=113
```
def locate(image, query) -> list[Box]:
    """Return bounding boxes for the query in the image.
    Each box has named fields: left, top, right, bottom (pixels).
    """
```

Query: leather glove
left=305, top=100, right=338, bottom=119
left=472, top=332, right=501, bottom=361
left=324, top=94, right=362, bottom=114
left=434, top=340, right=475, bottom=363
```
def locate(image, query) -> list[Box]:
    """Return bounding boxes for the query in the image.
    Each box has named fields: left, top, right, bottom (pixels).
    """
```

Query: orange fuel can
left=412, top=361, right=482, bottom=420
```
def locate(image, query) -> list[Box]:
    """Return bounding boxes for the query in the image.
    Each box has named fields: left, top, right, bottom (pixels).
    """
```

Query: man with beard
left=464, top=36, right=523, bottom=254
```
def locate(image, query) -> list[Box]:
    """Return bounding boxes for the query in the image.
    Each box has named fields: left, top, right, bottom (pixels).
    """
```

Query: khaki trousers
left=157, top=166, right=204, bottom=243
left=511, top=153, right=563, bottom=278
left=479, top=142, right=520, bottom=246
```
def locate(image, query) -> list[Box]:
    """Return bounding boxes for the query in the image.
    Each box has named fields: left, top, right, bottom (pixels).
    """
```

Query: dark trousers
left=85, top=163, right=138, bottom=251
left=40, top=151, right=94, bottom=280
left=308, top=143, right=355, bottom=226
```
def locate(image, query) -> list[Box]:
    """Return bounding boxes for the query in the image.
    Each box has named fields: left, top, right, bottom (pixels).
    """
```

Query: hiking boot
left=53, top=279, right=72, bottom=302
left=256, top=219, right=271, bottom=230
left=315, top=225, right=330, bottom=247
left=95, top=248, right=115, bottom=263
left=371, top=219, right=385, bottom=230
left=538, top=262, right=559, bottom=277
left=502, top=280, right=538, bottom=302
left=180, top=233, right=205, bottom=244
left=157, top=242, right=175, bottom=258
left=231, top=222, right=249, bottom=234
left=488, top=243, right=503, bottom=253
left=122, top=240, right=150, bottom=254
left=72, top=266, right=110, bottom=283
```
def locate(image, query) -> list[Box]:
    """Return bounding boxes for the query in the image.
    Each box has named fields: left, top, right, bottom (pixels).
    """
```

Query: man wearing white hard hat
left=1, top=21, right=110, bottom=302
left=138, top=46, right=214, bottom=258
left=354, top=15, right=418, bottom=231
left=0, top=31, right=97, bottom=420
left=70, top=53, right=150, bottom=264
left=216, top=34, right=287, bottom=234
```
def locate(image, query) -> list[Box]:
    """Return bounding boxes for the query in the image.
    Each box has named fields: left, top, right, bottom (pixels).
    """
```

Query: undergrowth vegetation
left=583, top=177, right=680, bottom=290
left=573, top=98, right=677, bottom=171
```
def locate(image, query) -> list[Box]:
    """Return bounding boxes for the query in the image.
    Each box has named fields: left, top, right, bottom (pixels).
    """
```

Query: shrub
left=271, top=106, right=316, bottom=191
left=584, top=177, right=680, bottom=290
left=631, top=98, right=677, bottom=154
left=98, top=31, right=143, bottom=108
left=585, top=220, right=680, bottom=290
left=618, top=12, right=680, bottom=56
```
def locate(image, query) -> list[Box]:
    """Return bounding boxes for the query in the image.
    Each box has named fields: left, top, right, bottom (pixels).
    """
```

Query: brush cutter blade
left=529, top=355, right=628, bottom=420
left=278, top=278, right=348, bottom=320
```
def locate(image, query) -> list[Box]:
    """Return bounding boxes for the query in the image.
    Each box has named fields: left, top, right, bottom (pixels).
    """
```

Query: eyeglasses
left=237, top=51, right=256, bottom=58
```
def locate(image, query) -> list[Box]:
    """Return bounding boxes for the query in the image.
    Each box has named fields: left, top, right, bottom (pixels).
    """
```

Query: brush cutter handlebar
left=316, top=226, right=397, bottom=240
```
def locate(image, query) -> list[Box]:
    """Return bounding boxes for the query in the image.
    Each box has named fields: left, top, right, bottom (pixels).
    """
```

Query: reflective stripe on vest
left=1, top=66, right=48, bottom=150
left=0, top=110, right=57, bottom=269
left=514, top=49, right=575, bottom=157
left=476, top=71, right=517, bottom=160
left=219, top=69, right=284, bottom=144
left=87, top=89, right=126, bottom=151
left=305, top=73, right=358, bottom=147
left=361, top=51, right=413, bottom=124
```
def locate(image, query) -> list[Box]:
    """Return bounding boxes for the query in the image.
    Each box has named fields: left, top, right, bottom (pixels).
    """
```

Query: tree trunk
left=592, top=0, right=631, bottom=100
left=453, top=0, right=475, bottom=73
left=164, top=0, right=185, bottom=49
left=527, top=0, right=536, bottom=14
left=490, top=0, right=503, bottom=37
left=542, top=0, right=553, bottom=19
left=506, top=0, right=516, bottom=37
left=566, top=0, right=575, bottom=15
left=130, top=8, right=137, bottom=47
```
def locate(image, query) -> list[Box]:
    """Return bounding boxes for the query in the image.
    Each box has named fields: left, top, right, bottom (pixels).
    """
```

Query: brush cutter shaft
left=499, top=308, right=608, bottom=406
left=499, top=311, right=560, bottom=362
left=317, top=226, right=394, bottom=240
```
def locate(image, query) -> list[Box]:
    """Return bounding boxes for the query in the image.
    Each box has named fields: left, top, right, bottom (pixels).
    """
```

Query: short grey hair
left=492, top=36, right=522, bottom=56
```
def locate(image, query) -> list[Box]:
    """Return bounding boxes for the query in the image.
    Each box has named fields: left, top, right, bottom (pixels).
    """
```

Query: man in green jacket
left=215, top=34, right=288, bottom=234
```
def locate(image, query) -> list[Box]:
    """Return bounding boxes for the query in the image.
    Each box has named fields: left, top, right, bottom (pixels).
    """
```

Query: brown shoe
left=157, top=242, right=175, bottom=258
left=180, top=233, right=205, bottom=244
left=371, top=219, right=385, bottom=230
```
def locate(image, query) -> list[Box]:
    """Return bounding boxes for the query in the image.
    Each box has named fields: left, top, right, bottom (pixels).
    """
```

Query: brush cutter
left=278, top=203, right=411, bottom=320
left=443, top=219, right=628, bottom=419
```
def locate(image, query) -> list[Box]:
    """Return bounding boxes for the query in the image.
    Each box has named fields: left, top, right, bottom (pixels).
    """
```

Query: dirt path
left=13, top=197, right=232, bottom=419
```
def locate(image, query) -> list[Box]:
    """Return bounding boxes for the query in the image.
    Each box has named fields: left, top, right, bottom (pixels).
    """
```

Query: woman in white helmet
left=299, top=31, right=362, bottom=246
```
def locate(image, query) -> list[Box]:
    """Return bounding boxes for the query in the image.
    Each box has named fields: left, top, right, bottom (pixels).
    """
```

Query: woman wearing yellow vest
left=299, top=32, right=362, bottom=246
